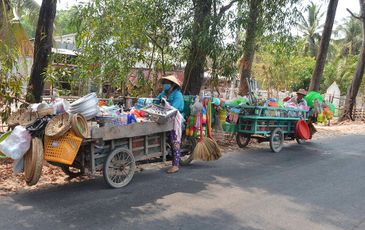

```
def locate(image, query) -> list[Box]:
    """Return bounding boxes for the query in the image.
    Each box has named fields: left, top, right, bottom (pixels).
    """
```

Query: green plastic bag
left=305, top=91, right=323, bottom=108
left=329, top=103, right=336, bottom=113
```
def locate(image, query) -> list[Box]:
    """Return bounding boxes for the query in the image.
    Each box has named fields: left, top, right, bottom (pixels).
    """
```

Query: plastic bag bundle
left=305, top=91, right=323, bottom=108
left=0, top=126, right=31, bottom=160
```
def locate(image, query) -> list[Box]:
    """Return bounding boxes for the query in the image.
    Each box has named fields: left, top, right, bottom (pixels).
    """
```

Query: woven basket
left=19, top=110, right=39, bottom=127
left=7, top=108, right=26, bottom=127
left=45, top=113, right=71, bottom=138
left=37, top=107, right=54, bottom=117
left=71, top=113, right=89, bottom=138
left=24, top=137, right=44, bottom=186
left=44, top=130, right=82, bottom=165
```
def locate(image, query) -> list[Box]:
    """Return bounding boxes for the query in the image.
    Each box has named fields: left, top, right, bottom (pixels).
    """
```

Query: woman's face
left=162, top=80, right=172, bottom=91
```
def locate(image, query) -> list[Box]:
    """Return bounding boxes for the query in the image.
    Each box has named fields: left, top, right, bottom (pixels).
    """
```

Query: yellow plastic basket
left=44, top=130, right=83, bottom=165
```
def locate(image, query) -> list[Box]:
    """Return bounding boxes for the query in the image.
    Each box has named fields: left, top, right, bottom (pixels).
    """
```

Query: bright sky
left=35, top=0, right=88, bottom=10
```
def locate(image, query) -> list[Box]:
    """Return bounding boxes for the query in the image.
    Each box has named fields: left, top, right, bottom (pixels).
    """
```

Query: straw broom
left=205, top=100, right=221, bottom=160
left=193, top=100, right=221, bottom=161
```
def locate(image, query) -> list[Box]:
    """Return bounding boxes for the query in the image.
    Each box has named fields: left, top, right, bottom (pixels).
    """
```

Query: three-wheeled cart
left=58, top=120, right=195, bottom=188
left=235, top=106, right=309, bottom=152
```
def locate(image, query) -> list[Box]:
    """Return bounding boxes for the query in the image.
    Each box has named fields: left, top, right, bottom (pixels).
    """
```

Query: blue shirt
left=157, top=89, right=184, bottom=114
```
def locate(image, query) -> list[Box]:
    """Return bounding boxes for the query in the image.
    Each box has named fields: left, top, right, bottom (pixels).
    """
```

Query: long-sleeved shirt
left=157, top=88, right=184, bottom=114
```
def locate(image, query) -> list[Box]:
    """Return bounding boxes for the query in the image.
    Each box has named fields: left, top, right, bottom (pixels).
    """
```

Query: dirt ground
left=1, top=120, right=364, bottom=196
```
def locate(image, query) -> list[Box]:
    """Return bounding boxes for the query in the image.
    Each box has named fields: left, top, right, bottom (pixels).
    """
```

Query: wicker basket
left=44, top=130, right=83, bottom=165
left=7, top=108, right=26, bottom=127
left=24, top=137, right=44, bottom=186
left=71, top=113, right=89, bottom=138
left=19, top=110, right=39, bottom=127
left=45, top=113, right=71, bottom=138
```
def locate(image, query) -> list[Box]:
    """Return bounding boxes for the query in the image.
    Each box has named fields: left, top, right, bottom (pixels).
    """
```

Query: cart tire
left=236, top=133, right=251, bottom=148
left=61, top=165, right=84, bottom=178
left=270, top=128, right=284, bottom=153
left=103, top=148, right=136, bottom=188
left=296, top=138, right=305, bottom=144
left=180, top=136, right=197, bottom=166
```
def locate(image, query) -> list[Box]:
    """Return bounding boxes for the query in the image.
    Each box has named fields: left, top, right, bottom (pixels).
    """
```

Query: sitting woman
left=157, top=75, right=184, bottom=173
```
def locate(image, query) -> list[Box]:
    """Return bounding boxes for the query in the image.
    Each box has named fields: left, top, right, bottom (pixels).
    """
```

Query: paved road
left=1, top=134, right=365, bottom=230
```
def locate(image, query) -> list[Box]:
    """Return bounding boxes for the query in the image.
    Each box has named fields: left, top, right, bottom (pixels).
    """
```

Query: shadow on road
left=1, top=134, right=365, bottom=230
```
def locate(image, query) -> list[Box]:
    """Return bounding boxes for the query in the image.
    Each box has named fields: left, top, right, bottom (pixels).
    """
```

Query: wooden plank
left=135, top=151, right=163, bottom=161
left=90, top=121, right=174, bottom=141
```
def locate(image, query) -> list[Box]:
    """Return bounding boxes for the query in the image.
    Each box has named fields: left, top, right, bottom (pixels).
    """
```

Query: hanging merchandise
left=305, top=91, right=324, bottom=108
left=192, top=100, right=221, bottom=161
left=24, top=137, right=44, bottom=186
left=71, top=113, right=89, bottom=138
left=27, top=116, right=52, bottom=138
left=295, top=120, right=310, bottom=140
left=69, top=93, right=99, bottom=120
left=51, top=98, right=70, bottom=114
left=45, top=113, right=72, bottom=138
left=7, top=108, right=26, bottom=127
left=19, top=110, right=39, bottom=127
left=0, top=125, right=32, bottom=160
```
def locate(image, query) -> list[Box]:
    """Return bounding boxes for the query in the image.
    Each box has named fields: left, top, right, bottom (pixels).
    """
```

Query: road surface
left=1, top=134, right=365, bottom=230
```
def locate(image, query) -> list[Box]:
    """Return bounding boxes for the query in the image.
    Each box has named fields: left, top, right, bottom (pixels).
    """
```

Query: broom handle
left=199, top=113, right=203, bottom=142
left=207, top=101, right=212, bottom=138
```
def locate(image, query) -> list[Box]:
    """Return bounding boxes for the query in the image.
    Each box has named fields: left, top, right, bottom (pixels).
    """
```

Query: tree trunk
left=309, top=0, right=338, bottom=92
left=26, top=0, right=57, bottom=103
left=238, top=0, right=261, bottom=96
left=182, top=0, right=212, bottom=95
left=339, top=0, right=365, bottom=122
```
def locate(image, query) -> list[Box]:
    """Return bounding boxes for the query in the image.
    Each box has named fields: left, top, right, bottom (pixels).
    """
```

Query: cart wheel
left=61, top=165, right=84, bottom=178
left=270, top=128, right=284, bottom=153
left=236, top=133, right=251, bottom=148
left=103, top=148, right=136, bottom=188
left=180, top=136, right=197, bottom=166
left=296, top=138, right=305, bottom=144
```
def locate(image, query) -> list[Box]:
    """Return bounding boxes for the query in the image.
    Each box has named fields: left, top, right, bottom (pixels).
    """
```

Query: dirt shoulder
left=1, top=121, right=364, bottom=196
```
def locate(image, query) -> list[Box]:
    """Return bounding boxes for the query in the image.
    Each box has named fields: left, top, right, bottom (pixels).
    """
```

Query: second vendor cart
left=235, top=105, right=310, bottom=152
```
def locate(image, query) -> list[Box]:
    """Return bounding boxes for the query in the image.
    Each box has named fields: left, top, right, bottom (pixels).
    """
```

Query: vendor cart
left=235, top=106, right=310, bottom=152
left=55, top=120, right=196, bottom=188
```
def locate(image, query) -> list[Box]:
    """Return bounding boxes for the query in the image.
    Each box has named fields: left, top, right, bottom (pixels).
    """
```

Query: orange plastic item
left=295, top=120, right=310, bottom=140
left=44, top=130, right=83, bottom=165
left=268, top=101, right=278, bottom=107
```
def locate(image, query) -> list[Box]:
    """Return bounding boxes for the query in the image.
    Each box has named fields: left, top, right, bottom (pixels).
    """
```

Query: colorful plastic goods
left=329, top=103, right=336, bottom=113
left=295, top=120, right=310, bottom=140
left=305, top=91, right=323, bottom=108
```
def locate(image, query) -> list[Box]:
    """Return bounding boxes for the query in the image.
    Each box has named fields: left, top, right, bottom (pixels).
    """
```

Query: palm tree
left=337, top=16, right=362, bottom=56
left=298, top=1, right=324, bottom=57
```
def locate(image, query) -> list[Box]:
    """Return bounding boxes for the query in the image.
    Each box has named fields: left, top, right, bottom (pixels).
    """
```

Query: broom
left=204, top=100, right=221, bottom=160
left=192, top=100, right=221, bottom=161
left=192, top=113, right=210, bottom=160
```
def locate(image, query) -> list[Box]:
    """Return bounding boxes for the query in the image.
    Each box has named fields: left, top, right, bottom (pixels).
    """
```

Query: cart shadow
left=1, top=134, right=365, bottom=229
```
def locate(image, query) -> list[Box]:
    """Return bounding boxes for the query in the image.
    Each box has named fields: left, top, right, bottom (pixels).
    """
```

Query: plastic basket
left=224, top=122, right=237, bottom=133
left=44, top=130, right=83, bottom=165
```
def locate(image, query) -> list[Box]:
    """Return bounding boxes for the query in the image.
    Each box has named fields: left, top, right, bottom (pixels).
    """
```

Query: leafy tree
left=0, top=0, right=27, bottom=122
left=336, top=16, right=362, bottom=56
left=54, top=7, right=78, bottom=35
left=74, top=0, right=180, bottom=97
left=298, top=1, right=324, bottom=57
left=236, top=0, right=300, bottom=96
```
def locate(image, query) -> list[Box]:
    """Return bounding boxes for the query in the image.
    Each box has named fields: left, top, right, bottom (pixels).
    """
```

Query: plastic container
left=44, top=130, right=83, bottom=165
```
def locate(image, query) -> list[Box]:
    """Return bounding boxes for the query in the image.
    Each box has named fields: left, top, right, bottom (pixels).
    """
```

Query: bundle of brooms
left=193, top=100, right=221, bottom=161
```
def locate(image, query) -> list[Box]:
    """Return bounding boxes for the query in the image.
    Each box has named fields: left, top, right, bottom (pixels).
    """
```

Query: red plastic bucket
left=295, top=120, right=310, bottom=140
